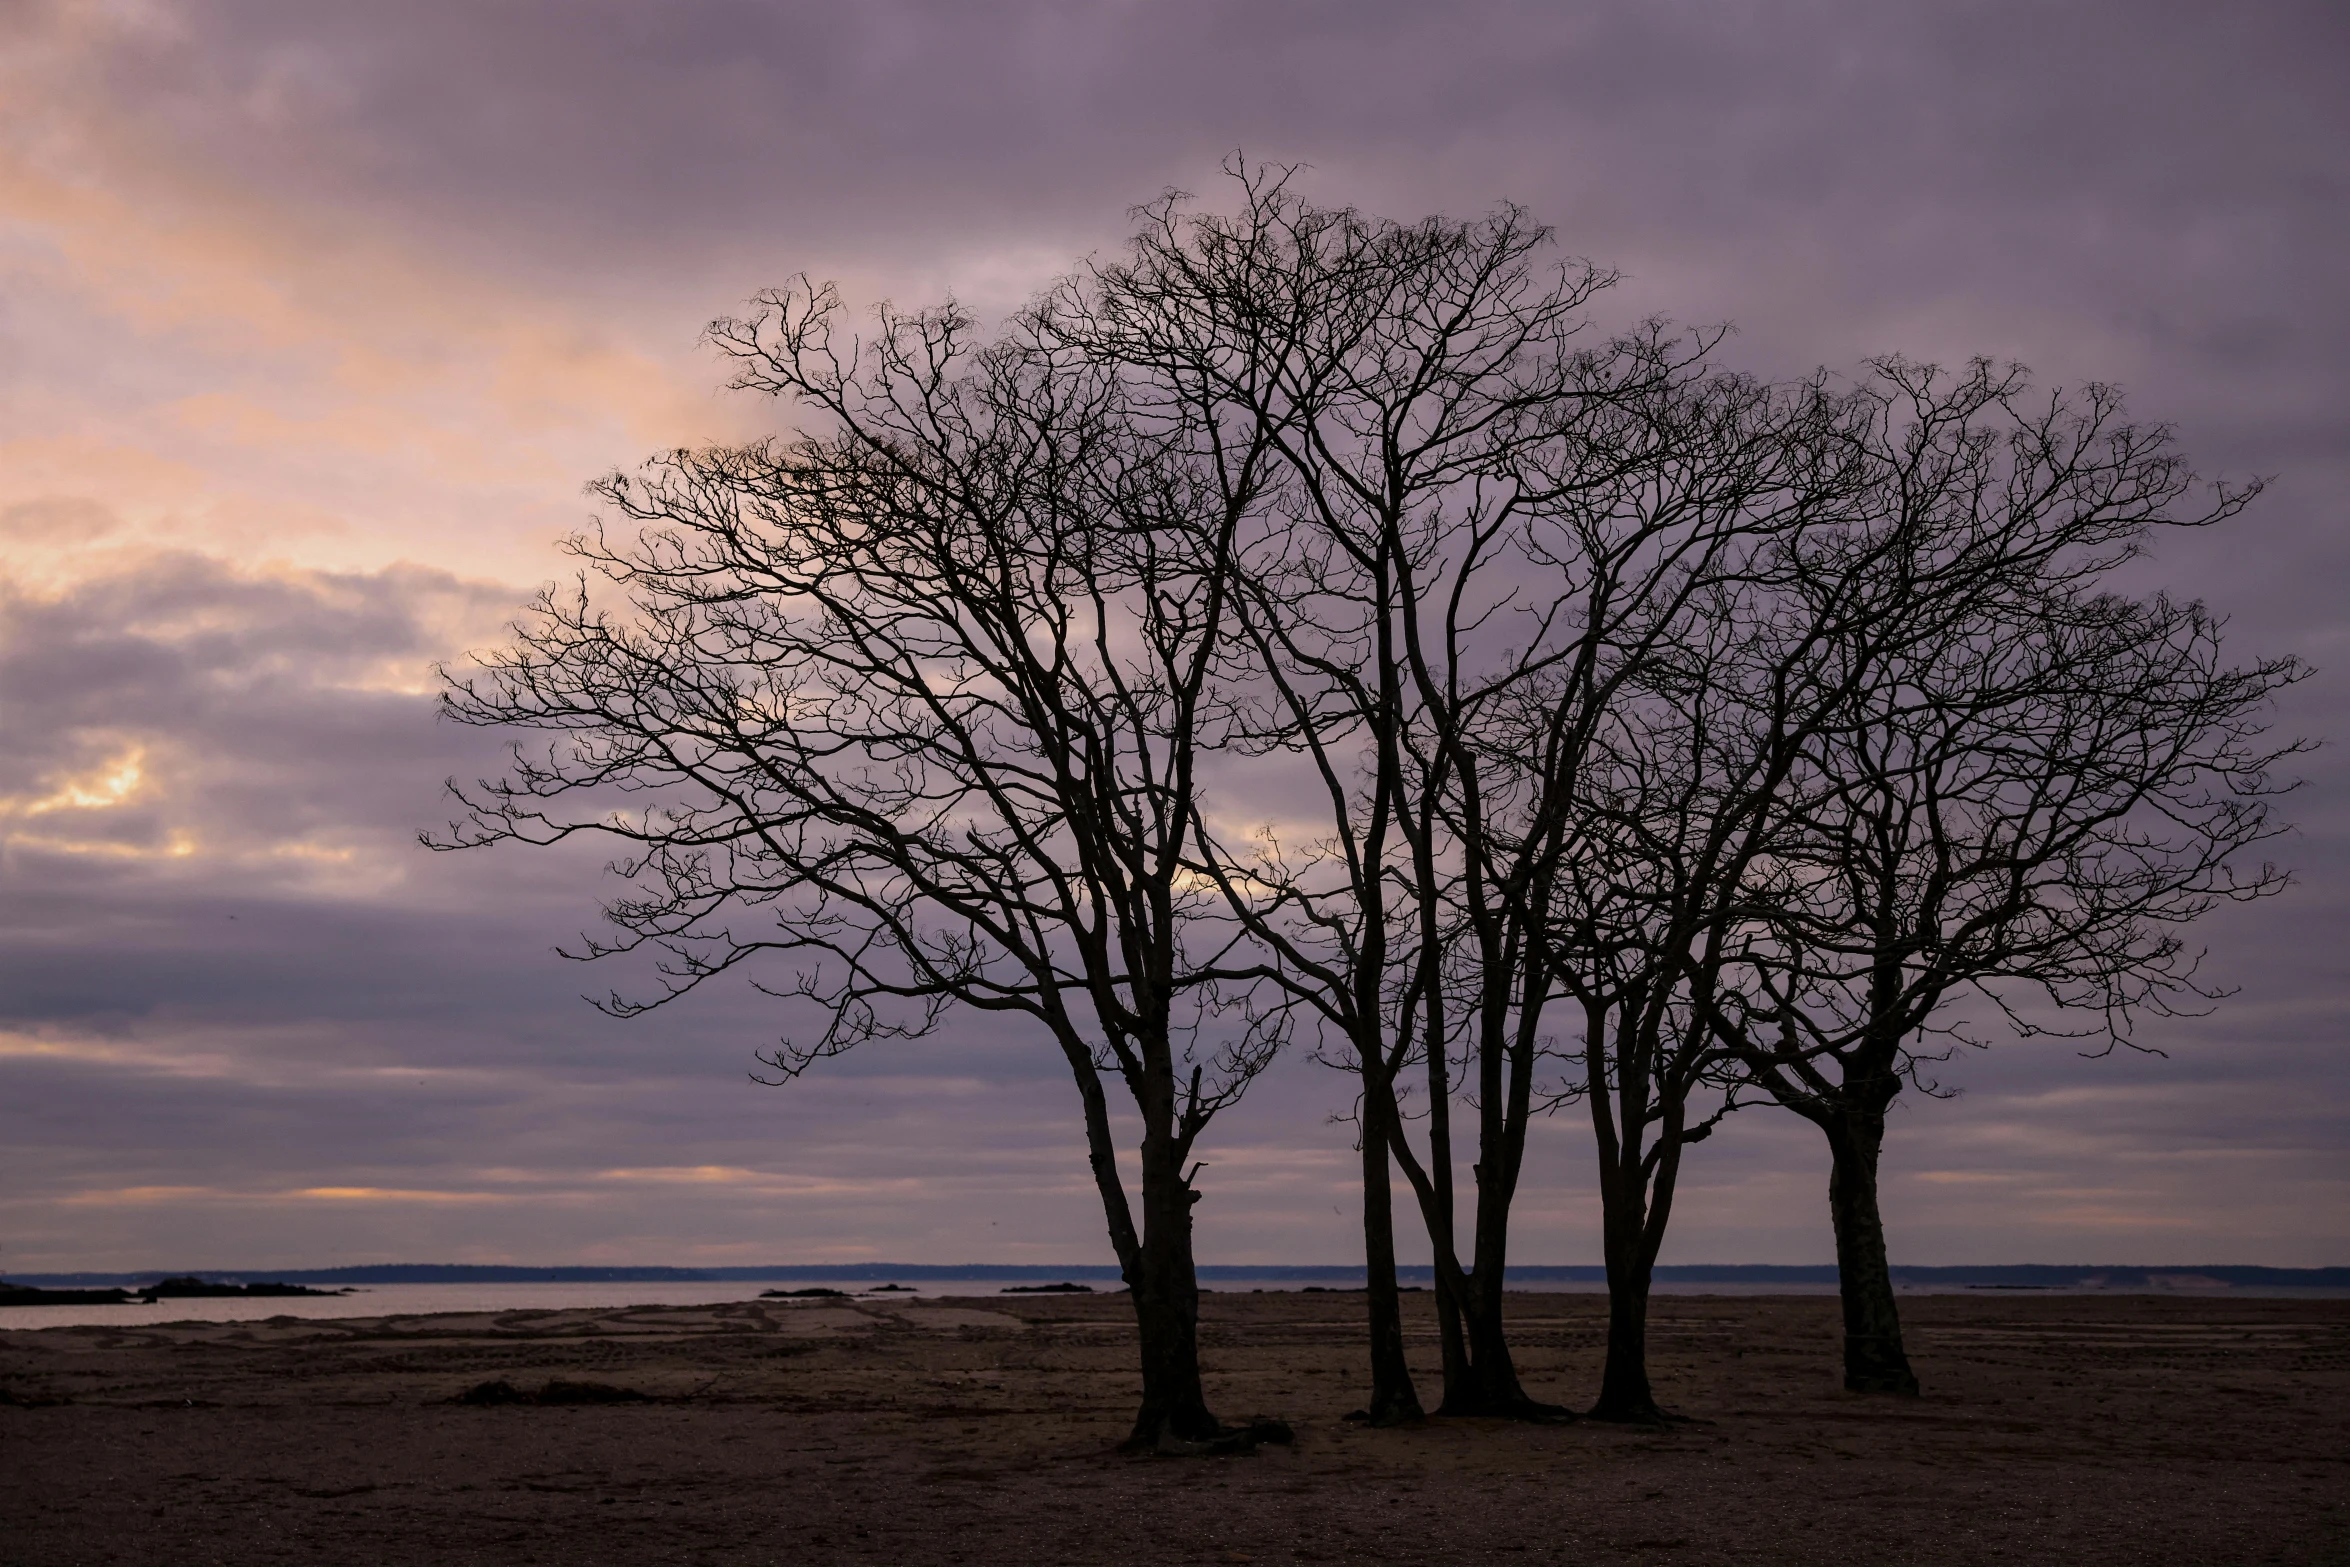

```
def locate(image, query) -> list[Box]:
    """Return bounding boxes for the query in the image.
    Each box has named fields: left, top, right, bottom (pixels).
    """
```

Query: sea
left=5, top=1266, right=2343, bottom=1332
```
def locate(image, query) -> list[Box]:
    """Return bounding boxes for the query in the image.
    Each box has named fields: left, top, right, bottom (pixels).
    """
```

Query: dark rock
left=537, top=1380, right=650, bottom=1405
left=138, top=1277, right=346, bottom=1299
left=0, top=1285, right=133, bottom=1307
left=1000, top=1282, right=1095, bottom=1294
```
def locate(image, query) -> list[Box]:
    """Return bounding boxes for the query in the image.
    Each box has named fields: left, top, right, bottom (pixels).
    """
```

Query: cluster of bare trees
left=437, top=170, right=2303, bottom=1449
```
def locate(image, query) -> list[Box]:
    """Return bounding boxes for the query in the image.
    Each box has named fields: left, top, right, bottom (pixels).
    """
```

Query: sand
left=3, top=1290, right=2344, bottom=1564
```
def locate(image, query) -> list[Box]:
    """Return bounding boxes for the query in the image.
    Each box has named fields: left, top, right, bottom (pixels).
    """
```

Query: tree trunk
left=1458, top=1157, right=1562, bottom=1417
left=1824, top=1110, right=1920, bottom=1396
left=1122, top=1136, right=1221, bottom=1450
left=1591, top=1199, right=1662, bottom=1422
left=1458, top=1286, right=1533, bottom=1413
left=1368, top=1053, right=1549, bottom=1419
left=1429, top=1268, right=1475, bottom=1411
left=1592, top=1267, right=1658, bottom=1420
left=1358, top=1117, right=1424, bottom=1424
left=1420, top=1020, right=1475, bottom=1411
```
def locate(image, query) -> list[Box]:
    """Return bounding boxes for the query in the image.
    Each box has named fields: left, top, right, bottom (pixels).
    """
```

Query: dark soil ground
left=3, top=1291, right=2344, bottom=1564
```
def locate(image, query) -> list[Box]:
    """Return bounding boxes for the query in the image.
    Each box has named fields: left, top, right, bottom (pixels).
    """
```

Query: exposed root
left=1497, top=1398, right=1579, bottom=1425
left=1343, top=1405, right=1426, bottom=1428
left=1353, top=1409, right=1419, bottom=1437
left=1845, top=1369, right=1922, bottom=1397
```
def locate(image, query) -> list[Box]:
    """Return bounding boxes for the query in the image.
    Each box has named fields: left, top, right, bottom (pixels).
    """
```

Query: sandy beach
left=3, top=1290, right=2344, bottom=1564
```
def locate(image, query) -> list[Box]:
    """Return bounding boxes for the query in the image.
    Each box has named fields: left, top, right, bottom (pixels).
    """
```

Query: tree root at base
left=1844, top=1372, right=1922, bottom=1397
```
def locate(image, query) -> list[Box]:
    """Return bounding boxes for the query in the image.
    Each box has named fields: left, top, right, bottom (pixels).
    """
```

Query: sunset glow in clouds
left=2, top=0, right=2344, bottom=1273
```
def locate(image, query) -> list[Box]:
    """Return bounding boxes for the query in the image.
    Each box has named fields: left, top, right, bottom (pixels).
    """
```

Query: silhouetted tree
left=436, top=284, right=1291, bottom=1451
left=1478, top=372, right=1906, bottom=1422
left=1059, top=168, right=1748, bottom=1420
left=1703, top=360, right=2305, bottom=1395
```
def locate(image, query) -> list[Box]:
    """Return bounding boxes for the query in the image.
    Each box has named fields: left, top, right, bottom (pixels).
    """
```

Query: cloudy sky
left=3, top=0, right=2343, bottom=1274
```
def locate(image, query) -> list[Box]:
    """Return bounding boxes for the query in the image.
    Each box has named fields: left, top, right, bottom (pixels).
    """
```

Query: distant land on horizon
left=10, top=1262, right=2348, bottom=1289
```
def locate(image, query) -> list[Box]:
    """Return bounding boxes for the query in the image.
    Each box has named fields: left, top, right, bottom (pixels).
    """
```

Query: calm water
left=5, top=1274, right=2333, bottom=1332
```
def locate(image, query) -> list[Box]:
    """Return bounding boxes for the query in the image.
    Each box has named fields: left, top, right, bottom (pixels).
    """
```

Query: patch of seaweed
left=451, top=1378, right=651, bottom=1406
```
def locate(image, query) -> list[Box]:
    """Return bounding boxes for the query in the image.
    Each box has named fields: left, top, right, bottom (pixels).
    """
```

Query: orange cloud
left=0, top=2, right=738, bottom=589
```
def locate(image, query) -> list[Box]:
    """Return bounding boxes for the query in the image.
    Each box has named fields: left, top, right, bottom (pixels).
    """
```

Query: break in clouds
left=0, top=0, right=2343, bottom=1273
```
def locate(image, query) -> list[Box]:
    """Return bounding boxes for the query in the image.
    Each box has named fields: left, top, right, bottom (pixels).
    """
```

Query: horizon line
left=11, top=1261, right=2347, bottom=1287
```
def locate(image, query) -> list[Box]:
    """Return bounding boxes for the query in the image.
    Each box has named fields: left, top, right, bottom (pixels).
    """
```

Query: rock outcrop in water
left=0, top=1284, right=136, bottom=1306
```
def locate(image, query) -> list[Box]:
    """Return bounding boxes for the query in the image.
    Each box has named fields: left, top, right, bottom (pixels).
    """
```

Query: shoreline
left=6, top=1273, right=2348, bottom=1334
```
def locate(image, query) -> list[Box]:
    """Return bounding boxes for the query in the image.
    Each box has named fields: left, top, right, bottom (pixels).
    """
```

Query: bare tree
left=1061, top=168, right=1886, bottom=1424
left=1474, top=371, right=1910, bottom=1422
left=1550, top=356, right=2301, bottom=1418
left=1704, top=360, right=2306, bottom=1395
left=435, top=284, right=1293, bottom=1452
left=1057, top=168, right=1721, bottom=1419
